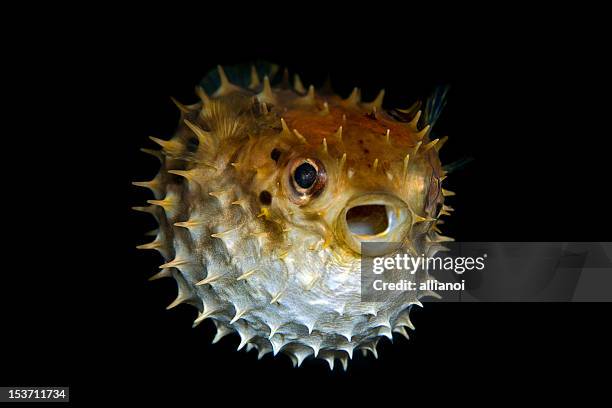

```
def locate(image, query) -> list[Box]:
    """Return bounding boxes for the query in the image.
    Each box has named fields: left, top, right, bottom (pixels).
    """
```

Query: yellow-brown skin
left=232, top=88, right=444, bottom=255
left=135, top=68, right=452, bottom=369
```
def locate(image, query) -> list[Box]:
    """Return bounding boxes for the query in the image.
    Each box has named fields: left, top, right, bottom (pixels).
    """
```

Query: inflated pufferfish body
left=135, top=64, right=454, bottom=370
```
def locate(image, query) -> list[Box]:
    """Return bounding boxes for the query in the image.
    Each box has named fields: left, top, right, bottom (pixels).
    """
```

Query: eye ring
left=288, top=158, right=327, bottom=204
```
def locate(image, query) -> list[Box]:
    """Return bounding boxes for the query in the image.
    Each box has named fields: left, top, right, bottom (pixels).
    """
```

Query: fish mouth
left=346, top=205, right=389, bottom=236
left=336, top=193, right=413, bottom=256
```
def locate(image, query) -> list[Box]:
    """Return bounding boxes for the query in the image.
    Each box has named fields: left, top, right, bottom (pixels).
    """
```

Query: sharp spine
left=170, top=96, right=193, bottom=113
left=294, top=74, right=305, bottom=93
left=415, top=124, right=431, bottom=140
left=363, top=89, right=385, bottom=110
left=173, top=219, right=204, bottom=229
left=393, top=326, right=410, bottom=340
left=132, top=180, right=159, bottom=191
left=230, top=308, right=247, bottom=324
left=212, top=324, right=232, bottom=344
left=147, top=198, right=174, bottom=212
left=409, top=110, right=422, bottom=129
left=184, top=119, right=211, bottom=145
left=193, top=308, right=217, bottom=326
left=435, top=135, right=449, bottom=151
left=196, top=274, right=222, bottom=286
left=396, top=311, right=415, bottom=329
left=320, top=101, right=330, bottom=115
left=339, top=153, right=347, bottom=174
left=195, top=86, right=210, bottom=106
left=258, top=75, right=276, bottom=104
left=131, top=205, right=155, bottom=214
left=237, top=331, right=255, bottom=351
left=139, top=148, right=163, bottom=162
left=167, top=169, right=195, bottom=181
left=270, top=290, right=284, bottom=304
left=148, top=136, right=172, bottom=150
left=214, top=65, right=240, bottom=96
left=412, top=212, right=436, bottom=224
left=211, top=225, right=242, bottom=239
left=148, top=268, right=172, bottom=281
left=402, top=154, right=410, bottom=182
left=300, top=85, right=316, bottom=105
left=159, top=258, right=188, bottom=269
left=280, top=117, right=291, bottom=135
left=335, top=126, right=343, bottom=141
left=236, top=267, right=259, bottom=281
left=344, top=87, right=361, bottom=106
left=166, top=295, right=188, bottom=310
left=421, top=138, right=439, bottom=153
left=292, top=129, right=308, bottom=144
left=248, top=65, right=260, bottom=90
left=413, top=141, right=422, bottom=156
left=136, top=240, right=162, bottom=250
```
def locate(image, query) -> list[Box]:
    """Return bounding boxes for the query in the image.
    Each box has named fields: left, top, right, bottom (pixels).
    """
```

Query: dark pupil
left=294, top=163, right=317, bottom=189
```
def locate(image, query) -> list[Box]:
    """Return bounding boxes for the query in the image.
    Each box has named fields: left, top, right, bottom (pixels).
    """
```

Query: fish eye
left=288, top=158, right=326, bottom=204
left=294, top=163, right=317, bottom=188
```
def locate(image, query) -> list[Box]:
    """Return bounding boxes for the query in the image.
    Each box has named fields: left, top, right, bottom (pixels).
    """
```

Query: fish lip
left=335, top=193, right=413, bottom=256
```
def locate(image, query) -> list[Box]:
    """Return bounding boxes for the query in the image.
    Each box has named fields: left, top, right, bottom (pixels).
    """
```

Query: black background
left=3, top=10, right=610, bottom=404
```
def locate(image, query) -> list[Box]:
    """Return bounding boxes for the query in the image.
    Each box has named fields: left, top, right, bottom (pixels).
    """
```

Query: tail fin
left=443, top=156, right=473, bottom=174
left=422, top=85, right=450, bottom=129
left=424, top=85, right=472, bottom=174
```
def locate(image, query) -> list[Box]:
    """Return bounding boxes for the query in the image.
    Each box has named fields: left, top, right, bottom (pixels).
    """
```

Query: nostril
left=346, top=205, right=389, bottom=236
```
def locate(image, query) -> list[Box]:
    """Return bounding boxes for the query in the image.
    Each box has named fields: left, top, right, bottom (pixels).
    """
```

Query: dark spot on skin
left=363, top=148, right=370, bottom=154
left=271, top=148, right=281, bottom=162
left=259, top=190, right=272, bottom=205
left=359, top=139, right=364, bottom=144
left=186, top=137, right=199, bottom=152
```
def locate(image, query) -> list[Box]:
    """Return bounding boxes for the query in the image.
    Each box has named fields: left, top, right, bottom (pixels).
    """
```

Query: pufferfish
left=134, top=63, right=455, bottom=370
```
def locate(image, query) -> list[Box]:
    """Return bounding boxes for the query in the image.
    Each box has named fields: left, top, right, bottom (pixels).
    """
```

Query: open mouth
left=337, top=193, right=412, bottom=255
left=346, top=205, right=389, bottom=236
